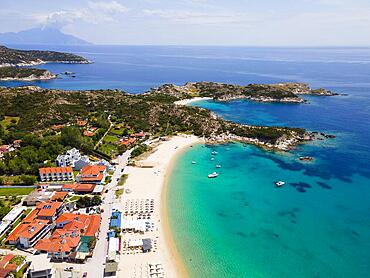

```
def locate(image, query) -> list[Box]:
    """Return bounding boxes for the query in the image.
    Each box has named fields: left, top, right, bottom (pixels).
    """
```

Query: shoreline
left=119, top=135, right=203, bottom=277
left=174, top=97, right=212, bottom=105
left=160, top=140, right=202, bottom=278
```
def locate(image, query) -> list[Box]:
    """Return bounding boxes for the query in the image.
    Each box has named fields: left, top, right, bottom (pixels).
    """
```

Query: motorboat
left=192, top=161, right=197, bottom=164
left=208, top=172, right=219, bottom=178
left=216, top=165, right=222, bottom=168
left=211, top=157, right=215, bottom=161
left=211, top=151, right=218, bottom=155
left=274, top=181, right=285, bottom=187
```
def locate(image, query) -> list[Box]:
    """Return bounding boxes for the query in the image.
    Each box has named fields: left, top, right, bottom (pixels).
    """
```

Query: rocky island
left=149, top=82, right=337, bottom=103
left=0, top=45, right=90, bottom=81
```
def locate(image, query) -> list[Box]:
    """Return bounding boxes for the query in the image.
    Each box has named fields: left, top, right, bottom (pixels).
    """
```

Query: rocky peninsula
left=0, top=45, right=90, bottom=81
left=0, top=67, right=56, bottom=81
left=149, top=82, right=338, bottom=103
left=0, top=85, right=334, bottom=152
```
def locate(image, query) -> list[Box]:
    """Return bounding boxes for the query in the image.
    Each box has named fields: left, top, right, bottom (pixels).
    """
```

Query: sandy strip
left=174, top=97, right=212, bottom=106
left=118, top=135, right=203, bottom=278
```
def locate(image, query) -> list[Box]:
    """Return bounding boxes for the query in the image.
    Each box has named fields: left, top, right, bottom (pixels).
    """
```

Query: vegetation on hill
left=0, top=67, right=55, bottom=80
left=0, top=45, right=90, bottom=66
left=0, top=85, right=310, bottom=168
left=148, top=82, right=337, bottom=102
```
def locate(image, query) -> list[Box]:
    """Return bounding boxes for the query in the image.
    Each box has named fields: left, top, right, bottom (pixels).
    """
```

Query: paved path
left=81, top=150, right=131, bottom=277
left=53, top=150, right=132, bottom=278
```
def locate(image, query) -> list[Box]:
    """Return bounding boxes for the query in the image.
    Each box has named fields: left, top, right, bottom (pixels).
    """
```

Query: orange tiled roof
left=36, top=202, right=63, bottom=218
left=51, top=192, right=68, bottom=201
left=62, top=183, right=77, bottom=190
left=74, top=183, right=96, bottom=193
left=35, top=213, right=101, bottom=254
left=4, top=263, right=18, bottom=272
left=52, top=124, right=64, bottom=130
left=84, top=214, right=101, bottom=237
left=0, top=269, right=11, bottom=277
left=6, top=219, right=48, bottom=241
left=77, top=120, right=87, bottom=127
left=0, top=254, right=14, bottom=269
left=39, top=167, right=73, bottom=174
left=80, top=165, right=105, bottom=176
left=83, top=130, right=95, bottom=137
left=119, top=137, right=136, bottom=146
left=79, top=174, right=104, bottom=182
left=23, top=209, right=38, bottom=223
left=35, top=230, right=80, bottom=253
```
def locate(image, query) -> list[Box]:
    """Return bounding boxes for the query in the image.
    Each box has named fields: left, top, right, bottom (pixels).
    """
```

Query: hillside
left=0, top=86, right=312, bottom=151
left=0, top=27, right=91, bottom=46
left=0, top=45, right=90, bottom=67
left=0, top=67, right=56, bottom=81
left=148, top=82, right=337, bottom=103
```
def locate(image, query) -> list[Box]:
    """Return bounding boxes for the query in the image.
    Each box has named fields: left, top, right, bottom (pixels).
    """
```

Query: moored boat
left=208, top=172, right=219, bottom=178
left=274, top=181, right=285, bottom=187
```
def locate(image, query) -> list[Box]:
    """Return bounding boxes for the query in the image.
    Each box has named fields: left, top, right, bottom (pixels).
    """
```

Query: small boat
left=208, top=172, right=219, bottom=178
left=192, top=161, right=197, bottom=164
left=216, top=164, right=222, bottom=168
left=299, top=156, right=314, bottom=162
left=274, top=181, right=285, bottom=187
left=211, top=157, right=215, bottom=161
left=211, top=151, right=218, bottom=155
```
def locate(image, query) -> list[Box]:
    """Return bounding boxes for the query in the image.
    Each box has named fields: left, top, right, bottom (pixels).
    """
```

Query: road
left=60, top=150, right=131, bottom=278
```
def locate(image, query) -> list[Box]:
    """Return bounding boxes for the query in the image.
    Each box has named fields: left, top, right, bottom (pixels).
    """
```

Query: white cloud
left=143, top=9, right=255, bottom=25
left=88, top=0, right=130, bottom=14
left=41, top=1, right=129, bottom=28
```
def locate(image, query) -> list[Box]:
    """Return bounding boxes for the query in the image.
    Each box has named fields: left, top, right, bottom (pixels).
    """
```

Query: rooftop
left=6, top=219, right=48, bottom=241
left=36, top=202, right=63, bottom=218
left=39, top=167, right=73, bottom=174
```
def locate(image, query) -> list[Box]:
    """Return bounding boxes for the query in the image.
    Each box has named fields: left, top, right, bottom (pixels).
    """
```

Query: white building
left=56, top=148, right=81, bottom=167
left=39, top=167, right=74, bottom=182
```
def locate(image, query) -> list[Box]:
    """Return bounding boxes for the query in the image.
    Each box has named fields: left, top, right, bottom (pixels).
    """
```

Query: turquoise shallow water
left=168, top=142, right=370, bottom=278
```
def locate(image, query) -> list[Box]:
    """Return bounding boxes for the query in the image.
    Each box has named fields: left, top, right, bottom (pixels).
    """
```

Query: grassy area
left=67, top=195, right=83, bottom=202
left=0, top=187, right=34, bottom=197
left=0, top=116, right=20, bottom=131
left=14, top=263, right=28, bottom=278
left=10, top=255, right=25, bottom=265
left=118, top=174, right=128, bottom=186
left=110, top=126, right=126, bottom=136
left=98, top=143, right=118, bottom=157
left=103, top=134, right=120, bottom=143
left=115, top=189, right=124, bottom=199
left=0, top=175, right=38, bottom=185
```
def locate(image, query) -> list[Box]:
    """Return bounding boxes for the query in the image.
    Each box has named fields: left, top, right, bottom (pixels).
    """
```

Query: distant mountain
left=0, top=27, right=91, bottom=45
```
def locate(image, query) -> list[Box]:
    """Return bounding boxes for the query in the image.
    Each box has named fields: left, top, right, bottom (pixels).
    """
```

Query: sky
left=0, top=0, right=369, bottom=46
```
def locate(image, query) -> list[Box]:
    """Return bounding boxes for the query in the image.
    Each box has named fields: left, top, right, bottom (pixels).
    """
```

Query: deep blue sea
left=1, top=45, right=370, bottom=277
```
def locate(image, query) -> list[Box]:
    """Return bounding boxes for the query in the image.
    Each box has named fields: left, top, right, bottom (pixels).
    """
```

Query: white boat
left=211, top=157, right=215, bottom=161
left=216, top=164, right=222, bottom=168
left=274, top=181, right=285, bottom=187
left=192, top=161, right=197, bottom=164
left=211, top=151, right=218, bottom=155
left=208, top=172, right=219, bottom=178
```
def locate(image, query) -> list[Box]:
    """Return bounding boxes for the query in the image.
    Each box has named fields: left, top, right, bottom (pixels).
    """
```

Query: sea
left=1, top=45, right=370, bottom=278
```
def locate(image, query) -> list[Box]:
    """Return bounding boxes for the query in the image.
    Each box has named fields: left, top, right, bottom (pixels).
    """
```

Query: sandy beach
left=174, top=97, right=212, bottom=106
left=118, top=135, right=203, bottom=278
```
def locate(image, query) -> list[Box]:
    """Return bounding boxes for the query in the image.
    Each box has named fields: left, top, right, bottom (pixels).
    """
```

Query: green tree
left=61, top=127, right=82, bottom=148
left=19, top=174, right=37, bottom=185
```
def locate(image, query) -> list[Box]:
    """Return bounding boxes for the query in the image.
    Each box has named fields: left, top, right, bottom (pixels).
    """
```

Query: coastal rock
left=148, top=82, right=338, bottom=104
